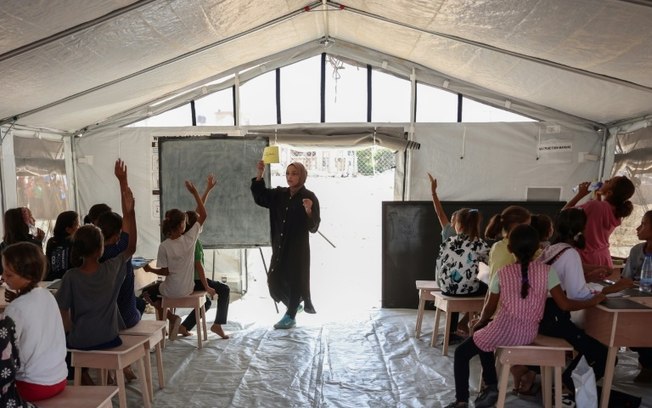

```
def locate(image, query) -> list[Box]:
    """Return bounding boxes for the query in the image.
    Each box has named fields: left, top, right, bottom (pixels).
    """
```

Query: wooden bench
left=120, top=319, right=167, bottom=400
left=430, top=292, right=485, bottom=356
left=161, top=291, right=208, bottom=349
left=415, top=280, right=440, bottom=338
left=38, top=386, right=118, bottom=408
left=70, top=335, right=151, bottom=408
left=496, top=335, right=573, bottom=408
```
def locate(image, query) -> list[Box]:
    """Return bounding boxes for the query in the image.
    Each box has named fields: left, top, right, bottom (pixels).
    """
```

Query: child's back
left=159, top=222, right=201, bottom=298
left=474, top=260, right=550, bottom=351
left=6, top=287, right=68, bottom=385
left=57, top=256, right=127, bottom=349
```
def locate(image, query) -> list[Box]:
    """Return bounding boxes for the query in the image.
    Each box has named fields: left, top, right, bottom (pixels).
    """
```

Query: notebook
left=131, top=257, right=153, bottom=269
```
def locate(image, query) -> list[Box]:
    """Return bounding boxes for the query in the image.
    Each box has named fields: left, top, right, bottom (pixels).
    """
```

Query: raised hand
left=122, top=187, right=135, bottom=214
left=115, top=159, right=128, bottom=183
left=256, top=160, right=265, bottom=179
left=428, top=173, right=437, bottom=194
left=185, top=180, right=198, bottom=193
left=206, top=174, right=217, bottom=191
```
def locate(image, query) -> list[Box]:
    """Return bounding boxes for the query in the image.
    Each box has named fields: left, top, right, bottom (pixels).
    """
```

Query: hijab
left=288, top=162, right=308, bottom=188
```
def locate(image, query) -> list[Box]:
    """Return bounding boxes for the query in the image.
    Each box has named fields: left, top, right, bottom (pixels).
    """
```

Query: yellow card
left=262, top=146, right=280, bottom=164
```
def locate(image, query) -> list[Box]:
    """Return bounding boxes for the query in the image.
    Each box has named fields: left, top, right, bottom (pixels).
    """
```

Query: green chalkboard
left=159, top=136, right=271, bottom=248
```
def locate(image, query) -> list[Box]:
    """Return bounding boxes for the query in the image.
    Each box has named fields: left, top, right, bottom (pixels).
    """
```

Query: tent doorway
left=246, top=146, right=396, bottom=317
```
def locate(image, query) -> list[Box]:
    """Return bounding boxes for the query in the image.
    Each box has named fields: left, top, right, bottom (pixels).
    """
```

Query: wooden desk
left=133, top=259, right=158, bottom=293
left=583, top=296, right=652, bottom=408
left=0, top=283, right=58, bottom=313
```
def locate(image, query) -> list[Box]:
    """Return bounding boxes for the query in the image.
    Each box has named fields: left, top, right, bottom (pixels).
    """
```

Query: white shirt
left=4, top=287, right=68, bottom=385
left=550, top=247, right=595, bottom=300
left=159, top=222, right=202, bottom=298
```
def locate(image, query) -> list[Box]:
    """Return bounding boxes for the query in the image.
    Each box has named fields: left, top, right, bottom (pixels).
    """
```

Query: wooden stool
left=161, top=290, right=208, bottom=349
left=431, top=292, right=485, bottom=356
left=70, top=335, right=151, bottom=408
left=120, top=319, right=167, bottom=400
left=38, top=386, right=118, bottom=408
left=415, top=280, right=440, bottom=338
left=496, top=335, right=573, bottom=408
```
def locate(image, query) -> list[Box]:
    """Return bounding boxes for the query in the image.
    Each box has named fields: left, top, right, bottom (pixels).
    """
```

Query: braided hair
left=508, top=224, right=540, bottom=299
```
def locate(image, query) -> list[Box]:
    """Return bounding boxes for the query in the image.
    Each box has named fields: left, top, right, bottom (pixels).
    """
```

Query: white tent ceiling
left=1, top=0, right=652, bottom=134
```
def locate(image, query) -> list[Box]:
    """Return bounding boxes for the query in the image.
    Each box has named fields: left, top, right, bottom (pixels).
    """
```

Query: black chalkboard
left=159, top=136, right=271, bottom=248
left=381, top=201, right=566, bottom=309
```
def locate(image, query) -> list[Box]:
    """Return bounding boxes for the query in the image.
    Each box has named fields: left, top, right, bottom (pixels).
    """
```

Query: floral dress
left=0, top=317, right=36, bottom=408
left=436, top=233, right=490, bottom=295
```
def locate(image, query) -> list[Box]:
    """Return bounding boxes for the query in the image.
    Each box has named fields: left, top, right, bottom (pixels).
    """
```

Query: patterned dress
left=436, top=234, right=490, bottom=295
left=473, top=261, right=554, bottom=352
left=0, top=317, right=36, bottom=408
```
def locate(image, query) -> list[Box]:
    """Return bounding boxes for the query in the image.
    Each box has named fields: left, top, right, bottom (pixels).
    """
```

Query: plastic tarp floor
left=117, top=296, right=652, bottom=408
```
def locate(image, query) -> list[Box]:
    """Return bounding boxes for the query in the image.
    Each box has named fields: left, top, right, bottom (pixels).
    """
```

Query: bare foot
left=510, top=365, right=528, bottom=393
left=514, top=369, right=538, bottom=395
left=178, top=325, right=192, bottom=337
left=168, top=314, right=181, bottom=340
left=211, top=324, right=230, bottom=339
left=123, top=366, right=137, bottom=382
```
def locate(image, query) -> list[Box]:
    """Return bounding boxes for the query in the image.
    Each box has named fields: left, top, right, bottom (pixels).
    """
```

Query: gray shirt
left=623, top=242, right=646, bottom=280
left=56, top=255, right=127, bottom=349
left=441, top=223, right=456, bottom=241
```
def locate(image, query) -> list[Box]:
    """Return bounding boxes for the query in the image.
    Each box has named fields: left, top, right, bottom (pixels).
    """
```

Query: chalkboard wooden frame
left=158, top=135, right=271, bottom=248
left=381, top=200, right=566, bottom=309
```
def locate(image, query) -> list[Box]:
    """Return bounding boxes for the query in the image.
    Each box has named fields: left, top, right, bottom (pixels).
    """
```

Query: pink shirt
left=473, top=261, right=552, bottom=352
left=578, top=199, right=620, bottom=266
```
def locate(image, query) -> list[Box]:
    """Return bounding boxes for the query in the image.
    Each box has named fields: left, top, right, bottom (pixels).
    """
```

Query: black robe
left=251, top=178, right=320, bottom=309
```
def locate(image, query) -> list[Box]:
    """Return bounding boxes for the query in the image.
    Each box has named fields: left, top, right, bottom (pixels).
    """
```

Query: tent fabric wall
left=2, top=1, right=652, bottom=133
left=75, top=127, right=159, bottom=257
left=613, top=126, right=652, bottom=208
left=407, top=122, right=603, bottom=202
